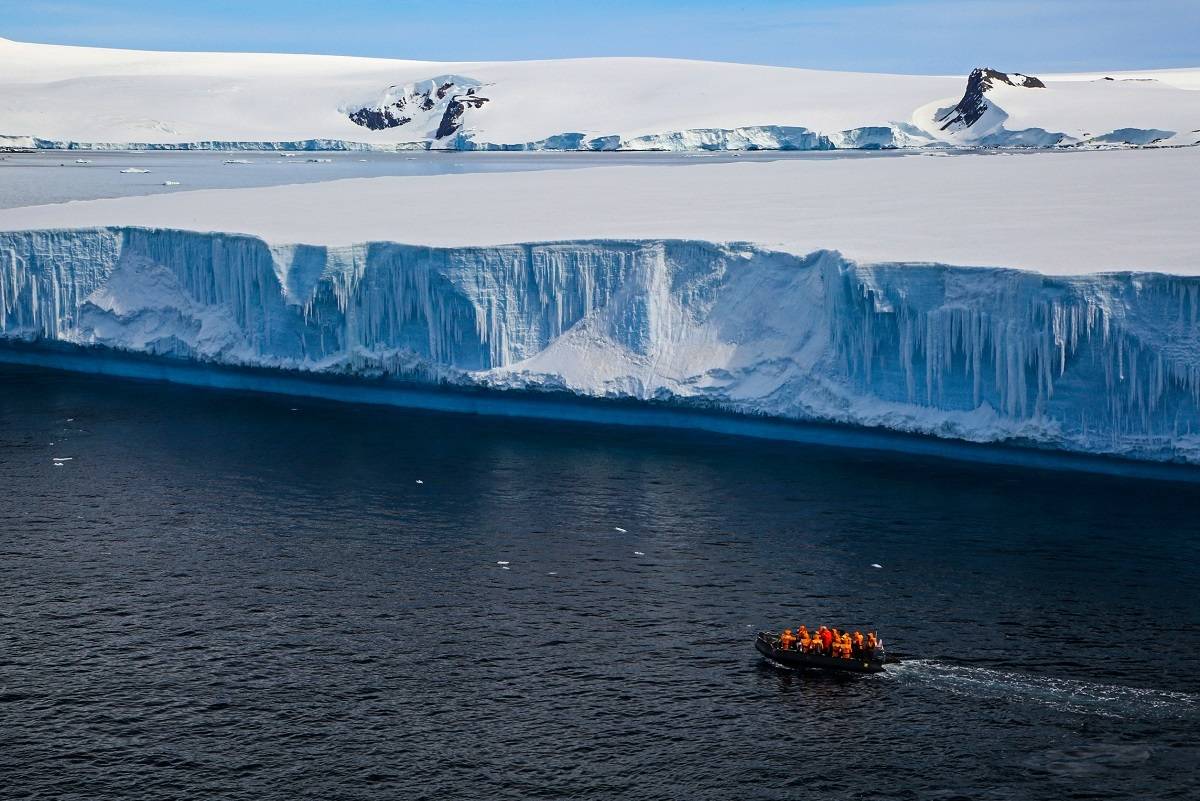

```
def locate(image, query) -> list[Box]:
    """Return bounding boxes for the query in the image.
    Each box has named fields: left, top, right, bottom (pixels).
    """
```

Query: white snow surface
left=2, top=38, right=1197, bottom=149
left=1, top=149, right=1197, bottom=276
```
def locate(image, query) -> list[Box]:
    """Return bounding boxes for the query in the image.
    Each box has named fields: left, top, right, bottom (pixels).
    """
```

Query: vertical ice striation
left=0, top=227, right=1198, bottom=463
left=824, top=262, right=1200, bottom=454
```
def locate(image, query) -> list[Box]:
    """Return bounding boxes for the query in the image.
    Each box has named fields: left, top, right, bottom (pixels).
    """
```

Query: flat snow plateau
left=1, top=149, right=1196, bottom=275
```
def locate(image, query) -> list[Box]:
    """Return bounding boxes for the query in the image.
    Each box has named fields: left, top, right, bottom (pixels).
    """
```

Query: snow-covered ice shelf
left=0, top=151, right=1197, bottom=465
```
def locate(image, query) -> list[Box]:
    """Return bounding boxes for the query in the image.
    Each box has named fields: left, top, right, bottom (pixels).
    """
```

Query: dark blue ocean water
left=1, top=364, right=1198, bottom=800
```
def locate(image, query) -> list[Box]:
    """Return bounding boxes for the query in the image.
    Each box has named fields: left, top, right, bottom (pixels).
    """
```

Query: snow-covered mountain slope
left=1, top=151, right=1198, bottom=464
left=912, top=67, right=1200, bottom=147
left=2, top=38, right=1197, bottom=150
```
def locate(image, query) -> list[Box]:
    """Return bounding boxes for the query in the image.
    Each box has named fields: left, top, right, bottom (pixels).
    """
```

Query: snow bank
left=2, top=228, right=1198, bottom=464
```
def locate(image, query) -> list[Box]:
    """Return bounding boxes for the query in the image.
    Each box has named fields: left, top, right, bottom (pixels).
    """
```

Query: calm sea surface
left=1, top=364, right=1197, bottom=799
left=0, top=148, right=904, bottom=209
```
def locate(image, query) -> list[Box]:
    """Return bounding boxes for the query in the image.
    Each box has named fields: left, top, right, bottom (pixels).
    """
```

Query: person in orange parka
left=780, top=629, right=796, bottom=650
left=821, top=626, right=833, bottom=654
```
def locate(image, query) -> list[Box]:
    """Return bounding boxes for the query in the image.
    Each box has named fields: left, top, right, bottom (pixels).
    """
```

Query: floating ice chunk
left=501, top=566, right=510, bottom=570
left=614, top=527, right=627, bottom=533
left=119, top=168, right=150, bottom=173
left=162, top=180, right=181, bottom=186
left=497, top=561, right=509, bottom=565
left=871, top=563, right=883, bottom=569
left=223, top=159, right=252, bottom=165
left=74, top=159, right=91, bottom=164
left=52, top=457, right=73, bottom=462
left=66, top=418, right=73, bottom=422
left=633, top=551, right=645, bottom=556
left=415, top=479, right=423, bottom=484
left=547, top=571, right=557, bottom=576
left=306, top=158, right=332, bottom=163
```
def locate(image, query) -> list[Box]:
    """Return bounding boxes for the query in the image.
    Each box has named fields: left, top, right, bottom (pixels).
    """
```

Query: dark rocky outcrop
left=937, top=67, right=1045, bottom=132
left=348, top=106, right=412, bottom=131
left=348, top=77, right=489, bottom=137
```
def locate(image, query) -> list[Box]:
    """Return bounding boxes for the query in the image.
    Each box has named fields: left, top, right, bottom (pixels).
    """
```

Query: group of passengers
left=777, top=626, right=880, bottom=660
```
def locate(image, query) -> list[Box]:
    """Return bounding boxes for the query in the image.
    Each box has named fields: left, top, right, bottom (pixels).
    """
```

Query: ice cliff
left=3, top=228, right=1199, bottom=463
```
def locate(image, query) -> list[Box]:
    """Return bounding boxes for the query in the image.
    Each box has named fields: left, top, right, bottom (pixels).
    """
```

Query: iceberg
left=2, top=227, right=1198, bottom=464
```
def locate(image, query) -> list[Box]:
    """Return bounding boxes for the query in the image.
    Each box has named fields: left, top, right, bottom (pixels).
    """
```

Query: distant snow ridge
left=2, top=229, right=1199, bottom=463
left=5, top=33, right=1198, bottom=152
left=345, top=76, right=489, bottom=140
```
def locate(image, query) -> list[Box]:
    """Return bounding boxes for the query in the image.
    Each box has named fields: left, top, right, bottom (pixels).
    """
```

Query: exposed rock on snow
left=345, top=75, right=489, bottom=141
left=937, top=68, right=1046, bottom=133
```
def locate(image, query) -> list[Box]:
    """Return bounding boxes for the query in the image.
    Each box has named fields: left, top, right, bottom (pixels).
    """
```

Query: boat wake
left=886, top=660, right=1199, bottom=720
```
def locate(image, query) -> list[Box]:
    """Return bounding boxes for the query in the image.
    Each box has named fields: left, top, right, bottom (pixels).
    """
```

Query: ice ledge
left=2, top=228, right=1199, bottom=465
left=27, top=126, right=1197, bottom=153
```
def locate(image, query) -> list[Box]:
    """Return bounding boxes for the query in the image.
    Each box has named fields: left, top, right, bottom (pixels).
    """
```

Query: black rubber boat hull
left=756, top=632, right=885, bottom=674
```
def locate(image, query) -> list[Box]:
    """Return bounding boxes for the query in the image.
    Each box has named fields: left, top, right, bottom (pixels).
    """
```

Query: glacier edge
left=2, top=227, right=1199, bottom=465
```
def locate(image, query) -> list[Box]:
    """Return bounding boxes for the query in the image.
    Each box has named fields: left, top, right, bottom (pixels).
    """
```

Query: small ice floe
left=633, top=551, right=645, bottom=556
left=74, top=159, right=91, bottom=164
left=279, top=153, right=296, bottom=157
left=306, top=158, right=332, bottom=163
left=52, top=457, right=73, bottom=462
left=871, top=563, right=883, bottom=569
left=223, top=159, right=252, bottom=165
left=496, top=561, right=509, bottom=565
left=119, top=167, right=150, bottom=174
left=415, top=479, right=423, bottom=484
left=501, top=566, right=510, bottom=570
left=162, top=180, right=181, bottom=186
left=547, top=571, right=557, bottom=576
left=66, top=418, right=74, bottom=422
left=614, top=527, right=627, bottom=533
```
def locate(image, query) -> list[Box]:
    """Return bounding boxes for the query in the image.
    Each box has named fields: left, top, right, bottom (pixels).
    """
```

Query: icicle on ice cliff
left=2, top=228, right=1199, bottom=463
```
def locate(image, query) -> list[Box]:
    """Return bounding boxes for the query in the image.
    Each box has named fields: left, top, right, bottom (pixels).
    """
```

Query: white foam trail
left=888, top=660, right=1199, bottom=720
